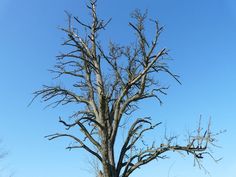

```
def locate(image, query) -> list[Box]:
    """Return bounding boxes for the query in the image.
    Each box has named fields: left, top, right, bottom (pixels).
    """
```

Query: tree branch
left=45, top=133, right=102, bottom=162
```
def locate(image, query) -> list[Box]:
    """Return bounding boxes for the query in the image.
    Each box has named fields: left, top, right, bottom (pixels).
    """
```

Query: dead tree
left=33, top=1, right=221, bottom=177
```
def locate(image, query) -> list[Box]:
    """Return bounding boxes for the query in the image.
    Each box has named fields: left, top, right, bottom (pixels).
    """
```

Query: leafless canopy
left=33, top=1, right=221, bottom=177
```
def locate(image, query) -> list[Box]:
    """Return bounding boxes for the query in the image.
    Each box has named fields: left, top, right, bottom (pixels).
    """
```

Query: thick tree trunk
left=100, top=133, right=115, bottom=177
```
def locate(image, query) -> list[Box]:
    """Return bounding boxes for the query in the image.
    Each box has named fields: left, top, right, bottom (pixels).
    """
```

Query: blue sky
left=0, top=0, right=236, bottom=177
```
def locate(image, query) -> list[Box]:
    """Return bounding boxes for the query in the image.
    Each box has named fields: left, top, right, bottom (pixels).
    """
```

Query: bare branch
left=45, top=133, right=102, bottom=162
left=59, top=117, right=102, bottom=150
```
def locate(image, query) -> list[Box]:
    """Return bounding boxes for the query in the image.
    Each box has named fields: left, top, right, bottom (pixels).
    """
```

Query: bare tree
left=0, top=141, right=14, bottom=177
left=33, top=1, right=221, bottom=177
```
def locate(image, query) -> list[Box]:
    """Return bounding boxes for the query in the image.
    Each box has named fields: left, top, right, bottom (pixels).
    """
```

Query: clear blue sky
left=0, top=0, right=235, bottom=177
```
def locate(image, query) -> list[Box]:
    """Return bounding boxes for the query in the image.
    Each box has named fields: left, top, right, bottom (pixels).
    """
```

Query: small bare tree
left=33, top=1, right=220, bottom=177
left=0, top=141, right=14, bottom=177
